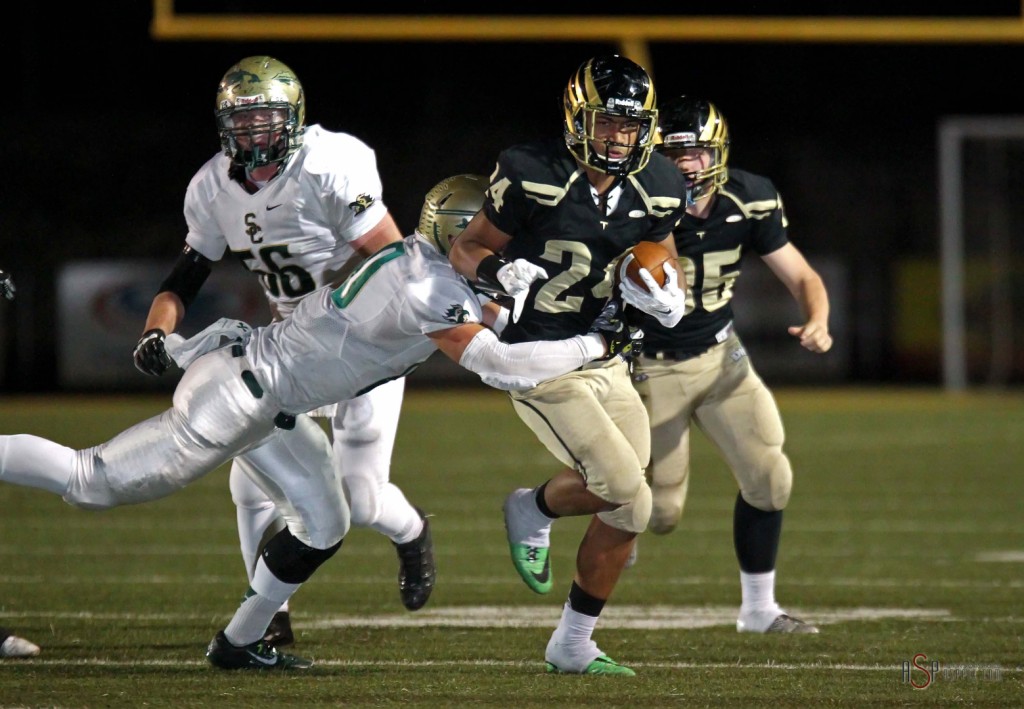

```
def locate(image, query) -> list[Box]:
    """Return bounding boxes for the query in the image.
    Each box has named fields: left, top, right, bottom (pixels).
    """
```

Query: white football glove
left=619, top=261, right=688, bottom=328
left=497, top=259, right=548, bottom=298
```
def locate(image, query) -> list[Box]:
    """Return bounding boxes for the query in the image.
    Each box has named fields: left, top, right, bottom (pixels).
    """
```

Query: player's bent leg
left=230, top=461, right=292, bottom=645
left=699, top=361, right=814, bottom=634
left=333, top=379, right=416, bottom=535
left=238, top=417, right=350, bottom=550
left=544, top=517, right=638, bottom=676
left=632, top=358, right=696, bottom=538
left=647, top=452, right=690, bottom=535
left=209, top=528, right=342, bottom=670
left=595, top=478, right=651, bottom=535
left=332, top=380, right=432, bottom=610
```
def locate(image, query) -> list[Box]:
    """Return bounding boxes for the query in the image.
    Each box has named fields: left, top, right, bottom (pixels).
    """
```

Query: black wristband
left=476, top=254, right=511, bottom=294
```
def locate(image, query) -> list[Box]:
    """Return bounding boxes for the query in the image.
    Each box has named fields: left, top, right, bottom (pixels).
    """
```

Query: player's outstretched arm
left=428, top=323, right=605, bottom=391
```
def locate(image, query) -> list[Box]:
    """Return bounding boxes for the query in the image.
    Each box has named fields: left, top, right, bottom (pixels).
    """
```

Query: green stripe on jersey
left=331, top=242, right=406, bottom=309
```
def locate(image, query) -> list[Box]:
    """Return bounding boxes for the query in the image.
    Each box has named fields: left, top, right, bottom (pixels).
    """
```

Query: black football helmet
left=215, top=56, right=306, bottom=169
left=656, top=96, right=730, bottom=201
left=563, top=55, right=658, bottom=177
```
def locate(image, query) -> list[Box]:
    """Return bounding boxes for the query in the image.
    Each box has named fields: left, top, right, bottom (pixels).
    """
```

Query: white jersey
left=246, top=235, right=481, bottom=415
left=183, top=124, right=389, bottom=319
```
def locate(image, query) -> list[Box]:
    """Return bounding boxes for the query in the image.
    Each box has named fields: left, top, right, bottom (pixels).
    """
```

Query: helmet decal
left=418, top=174, right=488, bottom=256
left=215, top=56, right=306, bottom=170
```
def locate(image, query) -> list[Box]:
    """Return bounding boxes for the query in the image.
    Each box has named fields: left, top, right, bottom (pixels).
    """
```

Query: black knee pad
left=261, top=528, right=343, bottom=584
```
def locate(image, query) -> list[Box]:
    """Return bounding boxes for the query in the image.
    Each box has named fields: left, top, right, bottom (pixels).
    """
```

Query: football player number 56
left=237, top=245, right=316, bottom=298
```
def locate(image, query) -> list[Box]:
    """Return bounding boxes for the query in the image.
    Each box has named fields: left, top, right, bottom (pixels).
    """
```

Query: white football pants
left=230, top=377, right=418, bottom=578
left=0, top=348, right=349, bottom=550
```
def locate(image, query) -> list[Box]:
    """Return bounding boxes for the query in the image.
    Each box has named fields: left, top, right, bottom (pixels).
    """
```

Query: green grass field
left=0, top=387, right=1021, bottom=707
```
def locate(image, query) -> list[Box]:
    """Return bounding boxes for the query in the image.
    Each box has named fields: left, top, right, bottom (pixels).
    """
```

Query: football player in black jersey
left=630, top=97, right=832, bottom=634
left=450, top=55, right=688, bottom=675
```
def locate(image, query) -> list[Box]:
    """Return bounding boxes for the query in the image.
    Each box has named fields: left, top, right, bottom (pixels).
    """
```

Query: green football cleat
left=503, top=488, right=553, bottom=594
left=508, top=542, right=552, bottom=594
left=546, top=653, right=636, bottom=676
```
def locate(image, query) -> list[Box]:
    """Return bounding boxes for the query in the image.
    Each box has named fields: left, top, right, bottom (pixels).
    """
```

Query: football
left=615, top=241, right=676, bottom=293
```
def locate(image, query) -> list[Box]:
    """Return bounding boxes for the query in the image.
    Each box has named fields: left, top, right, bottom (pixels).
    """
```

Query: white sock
left=224, top=592, right=288, bottom=647
left=552, top=602, right=599, bottom=647
left=251, top=557, right=302, bottom=605
left=518, top=488, right=554, bottom=545
left=740, top=570, right=778, bottom=614
left=224, top=558, right=302, bottom=646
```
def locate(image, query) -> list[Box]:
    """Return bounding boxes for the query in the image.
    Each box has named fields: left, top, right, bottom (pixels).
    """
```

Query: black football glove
left=0, top=271, right=15, bottom=301
left=133, top=329, right=173, bottom=376
left=589, top=300, right=645, bottom=361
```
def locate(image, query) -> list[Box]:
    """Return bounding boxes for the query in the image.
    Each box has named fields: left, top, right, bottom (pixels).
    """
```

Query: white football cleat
left=737, top=608, right=819, bottom=634
left=0, top=634, right=41, bottom=658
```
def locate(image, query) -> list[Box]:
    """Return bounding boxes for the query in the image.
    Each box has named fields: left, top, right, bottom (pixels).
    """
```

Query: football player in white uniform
left=131, top=56, right=434, bottom=646
left=0, top=173, right=637, bottom=670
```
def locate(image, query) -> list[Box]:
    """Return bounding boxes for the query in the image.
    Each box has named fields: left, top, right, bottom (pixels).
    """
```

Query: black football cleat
left=206, top=630, right=312, bottom=670
left=393, top=508, right=436, bottom=611
left=263, top=611, right=295, bottom=647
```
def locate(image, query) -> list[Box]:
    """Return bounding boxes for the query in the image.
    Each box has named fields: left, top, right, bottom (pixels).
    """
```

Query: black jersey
left=486, top=137, right=686, bottom=343
left=637, top=168, right=789, bottom=355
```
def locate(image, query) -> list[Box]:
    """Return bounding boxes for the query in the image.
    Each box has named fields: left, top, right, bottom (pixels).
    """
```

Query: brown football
left=616, top=241, right=675, bottom=293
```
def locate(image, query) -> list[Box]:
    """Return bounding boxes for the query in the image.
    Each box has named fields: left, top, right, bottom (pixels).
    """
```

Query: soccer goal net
left=938, top=116, right=1024, bottom=390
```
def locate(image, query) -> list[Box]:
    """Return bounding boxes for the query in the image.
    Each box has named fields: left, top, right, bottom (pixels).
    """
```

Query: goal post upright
left=938, top=116, right=1024, bottom=391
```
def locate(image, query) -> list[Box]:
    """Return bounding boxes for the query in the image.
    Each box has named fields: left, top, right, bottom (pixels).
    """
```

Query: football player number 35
left=678, top=244, right=742, bottom=313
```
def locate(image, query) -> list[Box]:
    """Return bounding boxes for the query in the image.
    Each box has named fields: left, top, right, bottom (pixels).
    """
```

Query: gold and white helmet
left=418, top=174, right=488, bottom=255
left=215, top=56, right=306, bottom=169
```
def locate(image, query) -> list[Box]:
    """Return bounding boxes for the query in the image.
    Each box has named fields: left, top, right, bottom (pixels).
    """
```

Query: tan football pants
left=509, top=358, right=652, bottom=534
left=632, top=331, right=793, bottom=534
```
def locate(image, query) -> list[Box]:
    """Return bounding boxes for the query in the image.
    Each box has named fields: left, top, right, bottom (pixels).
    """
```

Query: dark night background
left=4, top=4, right=1023, bottom=390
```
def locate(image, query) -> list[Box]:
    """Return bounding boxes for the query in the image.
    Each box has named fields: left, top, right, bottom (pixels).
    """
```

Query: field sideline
left=0, top=387, right=1021, bottom=706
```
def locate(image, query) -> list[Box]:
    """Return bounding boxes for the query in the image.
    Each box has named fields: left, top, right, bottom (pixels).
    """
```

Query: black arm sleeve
left=158, top=245, right=213, bottom=309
